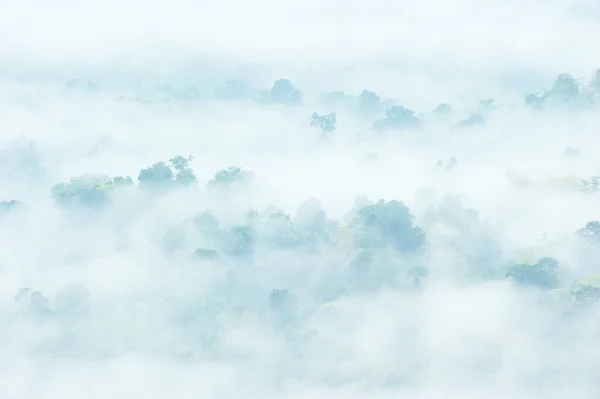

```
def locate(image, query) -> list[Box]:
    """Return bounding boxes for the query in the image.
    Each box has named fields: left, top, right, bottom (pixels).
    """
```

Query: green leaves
left=138, top=155, right=196, bottom=188
left=351, top=199, right=425, bottom=254
left=506, top=257, right=560, bottom=290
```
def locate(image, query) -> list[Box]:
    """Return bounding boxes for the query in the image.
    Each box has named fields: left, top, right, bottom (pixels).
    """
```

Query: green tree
left=373, top=106, right=421, bottom=131
left=138, top=162, right=173, bottom=187
left=51, top=175, right=117, bottom=207
left=310, top=112, right=337, bottom=133
left=506, top=257, right=560, bottom=289
left=576, top=221, right=600, bottom=244
left=351, top=199, right=425, bottom=253
left=207, top=166, right=254, bottom=187
left=261, top=79, right=302, bottom=105
left=549, top=73, right=580, bottom=105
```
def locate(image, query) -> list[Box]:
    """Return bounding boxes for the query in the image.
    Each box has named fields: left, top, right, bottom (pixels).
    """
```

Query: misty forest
left=2, top=2, right=600, bottom=398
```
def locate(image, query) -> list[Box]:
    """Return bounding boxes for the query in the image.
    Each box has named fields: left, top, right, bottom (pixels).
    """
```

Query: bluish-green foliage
left=358, top=90, right=382, bottom=114
left=581, top=176, right=599, bottom=193
left=260, top=79, right=302, bottom=105
left=351, top=200, right=425, bottom=254
left=506, top=257, right=560, bottom=289
left=373, top=106, right=421, bottom=131
left=577, top=221, right=600, bottom=244
left=192, top=248, right=219, bottom=260
left=524, top=72, right=596, bottom=110
left=51, top=175, right=128, bottom=208
left=207, top=166, right=254, bottom=188
left=138, top=155, right=196, bottom=188
left=310, top=112, right=337, bottom=133
left=295, top=199, right=337, bottom=246
left=138, top=162, right=173, bottom=187
left=227, top=224, right=256, bottom=256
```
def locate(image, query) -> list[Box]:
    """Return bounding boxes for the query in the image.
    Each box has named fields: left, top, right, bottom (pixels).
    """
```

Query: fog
left=1, top=0, right=600, bottom=398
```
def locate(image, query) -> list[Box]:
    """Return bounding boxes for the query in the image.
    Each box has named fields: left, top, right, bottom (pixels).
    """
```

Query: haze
left=1, top=0, right=600, bottom=398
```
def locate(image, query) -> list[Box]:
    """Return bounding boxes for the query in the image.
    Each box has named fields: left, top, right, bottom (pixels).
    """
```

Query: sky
left=1, top=0, right=600, bottom=398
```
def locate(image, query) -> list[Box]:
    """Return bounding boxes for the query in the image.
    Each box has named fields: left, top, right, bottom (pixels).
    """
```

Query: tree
left=51, top=174, right=117, bottom=208
left=169, top=155, right=196, bottom=184
left=260, top=211, right=304, bottom=248
left=207, top=166, right=254, bottom=187
left=551, top=73, right=579, bottom=102
left=576, top=221, right=600, bottom=244
left=227, top=224, right=255, bottom=256
left=310, top=112, right=337, bottom=133
left=295, top=198, right=337, bottom=245
left=138, top=155, right=196, bottom=188
left=192, top=248, right=219, bottom=260
left=581, top=176, right=599, bottom=193
left=261, top=79, right=302, bottom=105
left=358, top=90, right=381, bottom=114
left=138, top=162, right=173, bottom=187
left=373, top=106, right=420, bottom=131
left=506, top=257, right=560, bottom=289
left=571, top=275, right=600, bottom=306
left=351, top=199, right=425, bottom=254
left=524, top=92, right=548, bottom=110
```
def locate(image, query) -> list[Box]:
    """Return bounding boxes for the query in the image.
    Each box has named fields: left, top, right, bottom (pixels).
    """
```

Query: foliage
left=51, top=174, right=132, bottom=208
left=207, top=166, right=254, bottom=188
left=351, top=200, right=425, bottom=254
left=581, top=177, right=599, bottom=193
left=138, top=155, right=196, bottom=188
left=310, top=112, right=337, bottom=133
left=260, top=79, right=302, bottom=105
left=192, top=248, right=219, bottom=260
left=373, top=106, right=421, bottom=131
left=506, top=257, right=560, bottom=289
left=576, top=221, right=600, bottom=244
